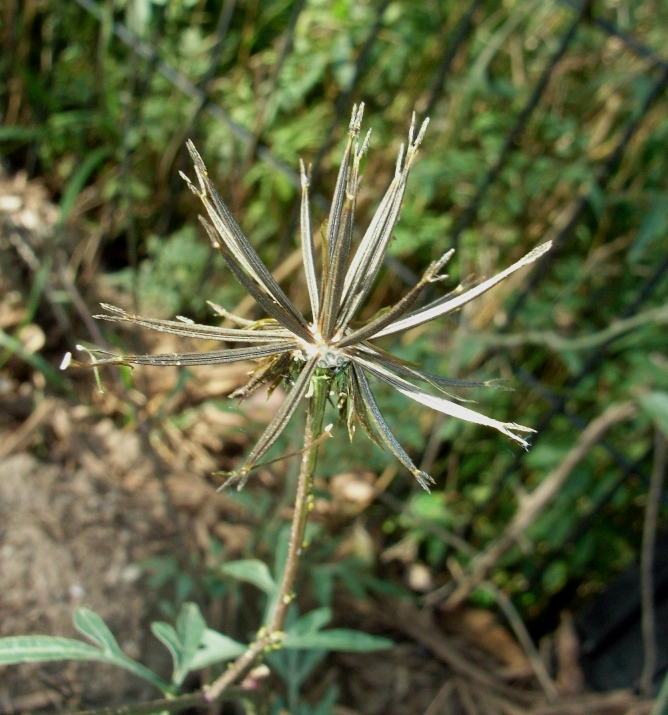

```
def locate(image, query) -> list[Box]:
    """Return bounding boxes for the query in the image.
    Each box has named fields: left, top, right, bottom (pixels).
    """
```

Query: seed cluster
left=66, top=104, right=551, bottom=491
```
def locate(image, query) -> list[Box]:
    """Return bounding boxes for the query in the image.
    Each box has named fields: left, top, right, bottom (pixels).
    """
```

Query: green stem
left=204, top=370, right=329, bottom=702
left=269, top=369, right=327, bottom=631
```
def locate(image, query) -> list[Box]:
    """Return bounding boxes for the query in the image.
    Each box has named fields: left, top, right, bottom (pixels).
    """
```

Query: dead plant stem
left=269, top=370, right=327, bottom=632
left=203, top=371, right=328, bottom=701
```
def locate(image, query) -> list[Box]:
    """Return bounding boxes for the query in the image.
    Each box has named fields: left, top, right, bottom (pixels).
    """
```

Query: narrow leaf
left=286, top=608, right=333, bottom=637
left=58, top=147, right=110, bottom=226
left=338, top=115, right=429, bottom=331
left=174, top=603, right=206, bottom=685
left=74, top=608, right=122, bottom=654
left=95, top=304, right=291, bottom=343
left=337, top=249, right=454, bottom=347
left=0, top=636, right=106, bottom=664
left=222, top=559, right=278, bottom=595
left=184, top=142, right=310, bottom=334
left=199, top=217, right=312, bottom=341
left=188, top=629, right=247, bottom=671
left=89, top=340, right=298, bottom=368
left=151, top=622, right=182, bottom=680
left=299, top=160, right=320, bottom=321
left=0, top=329, right=69, bottom=392
left=0, top=635, right=171, bottom=693
left=356, top=355, right=535, bottom=448
left=229, top=356, right=318, bottom=485
left=74, top=610, right=171, bottom=692
left=283, top=629, right=393, bottom=652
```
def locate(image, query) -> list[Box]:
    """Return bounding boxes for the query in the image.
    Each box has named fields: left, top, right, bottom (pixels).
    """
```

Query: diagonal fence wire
left=446, top=0, right=593, bottom=251
left=423, top=0, right=488, bottom=118
left=558, top=0, right=668, bottom=71
left=69, top=0, right=303, bottom=189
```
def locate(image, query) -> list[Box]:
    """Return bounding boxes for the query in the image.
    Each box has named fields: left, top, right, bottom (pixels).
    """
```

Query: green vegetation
left=2, top=0, right=667, bottom=710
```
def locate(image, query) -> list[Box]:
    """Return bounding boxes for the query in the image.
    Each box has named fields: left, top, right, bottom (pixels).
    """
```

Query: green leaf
left=74, top=609, right=172, bottom=693
left=283, top=629, right=393, bottom=652
left=188, top=629, right=247, bottom=671
left=222, top=559, right=277, bottom=595
left=310, top=684, right=340, bottom=715
left=74, top=608, right=122, bottom=654
left=151, top=622, right=182, bottom=676
left=638, top=391, right=668, bottom=438
left=651, top=667, right=668, bottom=715
left=174, top=603, right=206, bottom=685
left=151, top=603, right=206, bottom=686
left=0, top=634, right=172, bottom=694
left=541, top=560, right=569, bottom=594
left=0, top=126, right=45, bottom=142
left=285, top=608, right=332, bottom=638
left=0, top=636, right=107, bottom=664
left=310, top=566, right=334, bottom=607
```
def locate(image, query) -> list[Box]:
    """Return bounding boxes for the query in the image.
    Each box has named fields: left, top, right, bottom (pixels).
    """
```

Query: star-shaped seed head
left=65, top=104, right=551, bottom=491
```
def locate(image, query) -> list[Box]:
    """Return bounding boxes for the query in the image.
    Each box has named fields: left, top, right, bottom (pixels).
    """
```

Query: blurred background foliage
left=2, top=0, right=668, bottom=634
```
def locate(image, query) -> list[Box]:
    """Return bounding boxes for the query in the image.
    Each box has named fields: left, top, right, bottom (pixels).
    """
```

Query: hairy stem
left=204, top=370, right=328, bottom=702
left=269, top=370, right=328, bottom=630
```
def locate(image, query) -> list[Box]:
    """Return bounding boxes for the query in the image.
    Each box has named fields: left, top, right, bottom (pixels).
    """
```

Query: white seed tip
left=408, top=112, right=417, bottom=143
left=325, top=423, right=334, bottom=432
left=395, top=143, right=405, bottom=176
left=415, top=117, right=430, bottom=145
left=360, top=127, right=372, bottom=156
left=300, top=159, right=310, bottom=188
left=60, top=352, right=72, bottom=370
left=522, top=241, right=552, bottom=265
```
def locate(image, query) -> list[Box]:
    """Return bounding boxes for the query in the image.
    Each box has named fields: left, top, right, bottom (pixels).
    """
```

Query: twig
left=482, top=581, right=559, bottom=702
left=531, top=690, right=646, bottom=715
left=55, top=259, right=109, bottom=347
left=424, top=680, right=456, bottom=715
left=378, top=599, right=539, bottom=706
left=230, top=241, right=320, bottom=322
left=0, top=398, right=54, bottom=460
left=455, top=677, right=483, bottom=715
left=267, top=372, right=327, bottom=632
left=640, top=427, right=667, bottom=696
left=428, top=401, right=638, bottom=608
left=464, top=304, right=668, bottom=353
